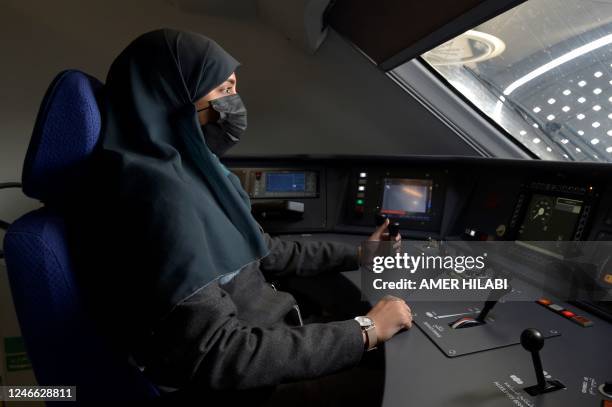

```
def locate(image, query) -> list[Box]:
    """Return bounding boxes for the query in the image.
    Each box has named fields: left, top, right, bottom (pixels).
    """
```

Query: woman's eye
left=223, top=87, right=232, bottom=94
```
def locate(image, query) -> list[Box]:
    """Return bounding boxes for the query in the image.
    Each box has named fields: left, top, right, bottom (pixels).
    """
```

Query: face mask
left=198, top=93, right=247, bottom=156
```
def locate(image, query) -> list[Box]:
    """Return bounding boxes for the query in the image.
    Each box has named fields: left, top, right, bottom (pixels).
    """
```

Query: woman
left=72, top=29, right=412, bottom=405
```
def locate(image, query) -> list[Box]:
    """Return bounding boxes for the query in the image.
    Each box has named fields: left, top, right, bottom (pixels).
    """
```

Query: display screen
left=518, top=194, right=583, bottom=242
left=380, top=178, right=433, bottom=218
left=265, top=172, right=306, bottom=193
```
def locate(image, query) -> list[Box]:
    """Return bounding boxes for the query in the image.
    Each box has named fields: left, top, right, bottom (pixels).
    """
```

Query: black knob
left=603, top=381, right=612, bottom=394
left=389, top=222, right=401, bottom=238
left=375, top=213, right=388, bottom=226
left=521, top=328, right=544, bottom=352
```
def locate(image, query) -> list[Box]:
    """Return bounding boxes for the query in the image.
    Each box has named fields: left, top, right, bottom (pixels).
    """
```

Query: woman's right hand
left=367, top=295, right=412, bottom=345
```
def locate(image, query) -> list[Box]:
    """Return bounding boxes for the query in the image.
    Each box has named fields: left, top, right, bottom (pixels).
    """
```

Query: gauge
left=529, top=197, right=553, bottom=225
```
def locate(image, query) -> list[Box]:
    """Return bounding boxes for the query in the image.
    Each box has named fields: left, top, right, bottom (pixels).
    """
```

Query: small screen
left=518, top=194, right=583, bottom=242
left=381, top=178, right=433, bottom=218
left=265, top=172, right=306, bottom=193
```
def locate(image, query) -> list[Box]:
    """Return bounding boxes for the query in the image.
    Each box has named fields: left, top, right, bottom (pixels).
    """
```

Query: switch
left=560, top=310, right=575, bottom=318
left=570, top=316, right=593, bottom=327
left=547, top=304, right=564, bottom=312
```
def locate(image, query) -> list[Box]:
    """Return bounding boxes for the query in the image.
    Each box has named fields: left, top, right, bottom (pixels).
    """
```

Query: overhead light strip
left=503, top=33, right=612, bottom=95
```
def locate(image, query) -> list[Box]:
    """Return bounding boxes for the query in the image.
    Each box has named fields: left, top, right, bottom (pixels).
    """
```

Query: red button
left=560, top=310, right=575, bottom=318
left=536, top=298, right=552, bottom=306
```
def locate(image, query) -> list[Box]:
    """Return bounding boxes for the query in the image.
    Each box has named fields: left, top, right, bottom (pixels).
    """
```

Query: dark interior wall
left=0, top=0, right=478, bottom=225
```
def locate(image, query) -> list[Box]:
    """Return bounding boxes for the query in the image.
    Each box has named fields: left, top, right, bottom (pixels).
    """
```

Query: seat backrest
left=3, top=70, right=159, bottom=403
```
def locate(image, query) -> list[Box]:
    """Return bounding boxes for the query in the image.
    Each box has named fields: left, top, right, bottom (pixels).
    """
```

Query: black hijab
left=83, top=29, right=269, bottom=330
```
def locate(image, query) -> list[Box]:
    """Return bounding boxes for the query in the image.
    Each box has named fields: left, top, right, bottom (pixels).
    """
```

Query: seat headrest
left=22, top=70, right=103, bottom=203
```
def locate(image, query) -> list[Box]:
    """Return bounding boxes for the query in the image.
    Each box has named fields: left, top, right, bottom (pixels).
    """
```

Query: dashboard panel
left=224, top=155, right=612, bottom=407
left=225, top=155, right=612, bottom=243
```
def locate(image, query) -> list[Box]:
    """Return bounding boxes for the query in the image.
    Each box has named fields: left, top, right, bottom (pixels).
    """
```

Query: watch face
left=355, top=316, right=373, bottom=327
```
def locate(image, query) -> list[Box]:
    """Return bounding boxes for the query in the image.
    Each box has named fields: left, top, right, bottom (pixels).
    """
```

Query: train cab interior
left=0, top=0, right=611, bottom=405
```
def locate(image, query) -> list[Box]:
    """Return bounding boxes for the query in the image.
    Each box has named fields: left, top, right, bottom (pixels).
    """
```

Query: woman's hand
left=368, top=218, right=401, bottom=243
left=366, top=295, right=413, bottom=346
left=358, top=218, right=402, bottom=264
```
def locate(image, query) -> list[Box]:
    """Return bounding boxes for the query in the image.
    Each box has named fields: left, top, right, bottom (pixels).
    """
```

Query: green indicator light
left=356, top=199, right=364, bottom=205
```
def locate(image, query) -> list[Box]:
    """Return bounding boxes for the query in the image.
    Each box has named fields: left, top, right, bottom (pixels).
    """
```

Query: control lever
left=520, top=328, right=565, bottom=396
left=375, top=213, right=388, bottom=226
left=375, top=213, right=400, bottom=238
left=450, top=284, right=512, bottom=329
left=475, top=284, right=512, bottom=323
left=388, top=222, right=400, bottom=239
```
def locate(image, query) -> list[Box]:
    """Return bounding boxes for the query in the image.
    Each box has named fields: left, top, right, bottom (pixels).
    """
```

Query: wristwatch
left=354, top=316, right=377, bottom=351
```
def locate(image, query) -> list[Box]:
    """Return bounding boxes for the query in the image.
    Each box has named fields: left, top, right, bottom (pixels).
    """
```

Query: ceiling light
left=594, top=71, right=603, bottom=78
left=548, top=98, right=556, bottom=104
left=533, top=106, right=541, bottom=113
left=593, top=88, right=602, bottom=95
left=577, top=113, right=585, bottom=120
left=593, top=105, right=601, bottom=111
left=578, top=130, right=585, bottom=135
left=578, top=97, right=586, bottom=103
left=563, top=89, right=571, bottom=95
left=562, top=106, right=570, bottom=112
left=591, top=138, right=600, bottom=145
left=578, top=80, right=587, bottom=87
left=593, top=121, right=601, bottom=128
left=547, top=114, right=555, bottom=121
left=533, top=138, right=541, bottom=144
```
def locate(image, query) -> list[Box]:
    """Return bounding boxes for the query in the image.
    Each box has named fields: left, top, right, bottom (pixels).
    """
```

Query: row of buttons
left=355, top=172, right=367, bottom=214
left=530, top=182, right=589, bottom=195
left=536, top=298, right=593, bottom=327
left=573, top=204, right=590, bottom=240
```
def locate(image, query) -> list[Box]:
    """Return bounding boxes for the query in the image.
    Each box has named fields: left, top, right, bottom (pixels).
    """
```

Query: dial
left=529, top=197, right=553, bottom=226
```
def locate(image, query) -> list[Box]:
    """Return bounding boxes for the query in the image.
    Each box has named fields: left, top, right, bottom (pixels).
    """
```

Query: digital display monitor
left=265, top=172, right=306, bottom=193
left=380, top=178, right=433, bottom=219
left=518, top=194, right=583, bottom=241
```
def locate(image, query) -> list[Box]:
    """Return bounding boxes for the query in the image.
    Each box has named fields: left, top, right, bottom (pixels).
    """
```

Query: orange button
left=571, top=316, right=593, bottom=327
left=604, top=274, right=612, bottom=284
left=537, top=298, right=552, bottom=306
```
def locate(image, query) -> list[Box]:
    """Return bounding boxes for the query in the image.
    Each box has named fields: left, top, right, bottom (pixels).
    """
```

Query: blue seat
left=3, top=70, right=160, bottom=403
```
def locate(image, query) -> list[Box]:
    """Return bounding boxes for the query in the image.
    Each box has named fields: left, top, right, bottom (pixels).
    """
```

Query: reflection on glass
left=416, top=0, right=612, bottom=162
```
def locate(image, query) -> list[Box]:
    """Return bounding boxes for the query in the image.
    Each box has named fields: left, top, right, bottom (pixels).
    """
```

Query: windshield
left=417, top=0, right=612, bottom=162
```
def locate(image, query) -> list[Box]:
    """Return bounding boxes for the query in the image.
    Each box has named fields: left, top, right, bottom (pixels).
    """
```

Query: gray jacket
left=140, top=234, right=364, bottom=392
